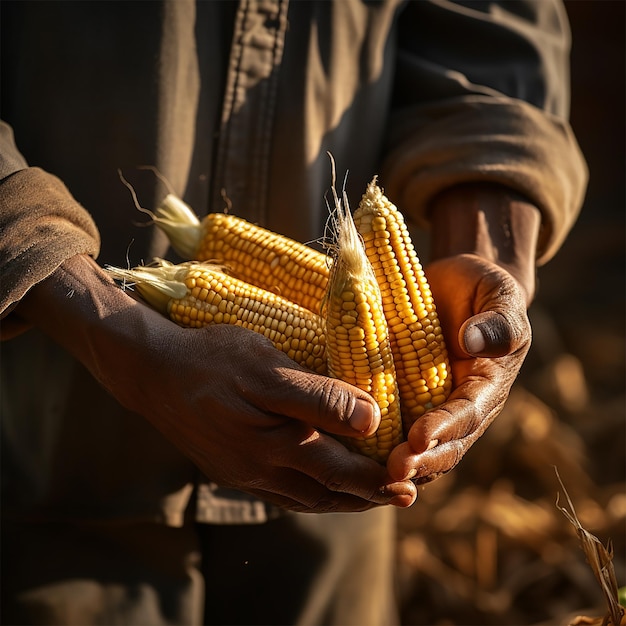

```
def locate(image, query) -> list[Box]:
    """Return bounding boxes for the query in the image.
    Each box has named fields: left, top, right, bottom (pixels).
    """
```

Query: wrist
left=429, top=183, right=541, bottom=304
left=18, top=254, right=129, bottom=331
left=16, top=254, right=163, bottom=390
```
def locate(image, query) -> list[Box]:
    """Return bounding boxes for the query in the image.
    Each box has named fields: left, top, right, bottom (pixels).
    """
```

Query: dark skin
left=17, top=182, right=540, bottom=511
left=388, top=183, right=539, bottom=483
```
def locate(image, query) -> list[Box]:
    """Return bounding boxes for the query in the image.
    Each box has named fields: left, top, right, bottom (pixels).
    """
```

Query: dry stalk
left=555, top=467, right=625, bottom=626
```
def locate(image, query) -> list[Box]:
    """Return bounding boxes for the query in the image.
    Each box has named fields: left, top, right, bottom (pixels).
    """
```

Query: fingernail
left=427, top=439, right=439, bottom=450
left=349, top=399, right=377, bottom=432
left=383, top=482, right=418, bottom=507
left=389, top=494, right=415, bottom=507
left=381, top=481, right=414, bottom=499
left=464, top=324, right=486, bottom=354
left=404, top=468, right=417, bottom=480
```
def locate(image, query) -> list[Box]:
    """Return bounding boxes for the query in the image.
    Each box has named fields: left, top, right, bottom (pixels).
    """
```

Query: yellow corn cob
left=353, top=178, right=452, bottom=433
left=323, top=187, right=404, bottom=463
left=106, top=260, right=327, bottom=375
left=148, top=194, right=330, bottom=313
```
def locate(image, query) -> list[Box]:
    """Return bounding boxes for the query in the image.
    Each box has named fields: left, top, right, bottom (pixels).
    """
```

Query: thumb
left=460, top=310, right=529, bottom=358
left=263, top=367, right=382, bottom=438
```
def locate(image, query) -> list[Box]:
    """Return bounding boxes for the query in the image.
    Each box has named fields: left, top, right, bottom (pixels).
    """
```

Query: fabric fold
left=382, top=96, right=588, bottom=264
left=0, top=168, right=101, bottom=336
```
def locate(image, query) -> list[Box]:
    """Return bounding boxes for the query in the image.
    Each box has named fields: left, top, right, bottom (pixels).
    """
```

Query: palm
left=387, top=254, right=532, bottom=483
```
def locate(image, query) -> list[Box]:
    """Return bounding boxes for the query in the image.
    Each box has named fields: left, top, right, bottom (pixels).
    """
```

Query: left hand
left=386, top=182, right=540, bottom=484
left=387, top=253, right=532, bottom=483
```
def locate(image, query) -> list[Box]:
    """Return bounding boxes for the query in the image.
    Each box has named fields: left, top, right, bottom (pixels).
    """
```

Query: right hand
left=18, top=254, right=417, bottom=513
left=121, top=322, right=418, bottom=512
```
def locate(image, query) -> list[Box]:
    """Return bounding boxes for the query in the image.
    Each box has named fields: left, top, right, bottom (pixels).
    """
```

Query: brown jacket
left=0, top=0, right=587, bottom=525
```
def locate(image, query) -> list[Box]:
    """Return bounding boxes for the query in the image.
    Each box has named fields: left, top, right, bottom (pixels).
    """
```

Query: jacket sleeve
left=382, top=0, right=588, bottom=264
left=0, top=121, right=101, bottom=338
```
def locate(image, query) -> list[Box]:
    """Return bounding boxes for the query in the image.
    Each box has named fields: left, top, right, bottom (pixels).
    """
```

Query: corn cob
left=106, top=260, right=327, bottom=375
left=147, top=194, right=330, bottom=313
left=322, top=187, right=404, bottom=463
left=353, top=178, right=452, bottom=433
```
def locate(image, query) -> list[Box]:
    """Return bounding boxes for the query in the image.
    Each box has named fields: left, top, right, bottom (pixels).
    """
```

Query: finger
left=195, top=324, right=380, bottom=437
left=386, top=398, right=492, bottom=482
left=387, top=438, right=468, bottom=485
left=200, top=324, right=382, bottom=438
left=246, top=468, right=416, bottom=513
left=460, top=310, right=530, bottom=358
left=264, top=422, right=418, bottom=508
left=386, top=362, right=511, bottom=481
left=251, top=364, right=383, bottom=439
left=286, top=428, right=418, bottom=508
left=242, top=476, right=379, bottom=513
left=415, top=356, right=510, bottom=447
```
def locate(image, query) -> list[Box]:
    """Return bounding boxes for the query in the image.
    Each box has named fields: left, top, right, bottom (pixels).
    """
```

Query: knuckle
left=316, top=463, right=349, bottom=493
left=317, top=377, right=353, bottom=423
left=412, top=440, right=464, bottom=485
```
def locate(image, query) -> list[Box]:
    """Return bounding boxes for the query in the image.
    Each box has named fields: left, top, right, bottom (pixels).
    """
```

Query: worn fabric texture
left=0, top=0, right=587, bottom=624
left=1, top=508, right=398, bottom=626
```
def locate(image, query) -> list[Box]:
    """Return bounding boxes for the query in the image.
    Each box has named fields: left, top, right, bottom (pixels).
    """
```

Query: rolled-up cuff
left=381, top=96, right=588, bottom=265
left=0, top=167, right=101, bottom=335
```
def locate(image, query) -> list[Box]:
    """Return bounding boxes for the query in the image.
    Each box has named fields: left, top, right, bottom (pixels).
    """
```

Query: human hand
left=121, top=321, right=418, bottom=512
left=386, top=183, right=540, bottom=484
left=386, top=254, right=531, bottom=483
left=18, top=254, right=417, bottom=512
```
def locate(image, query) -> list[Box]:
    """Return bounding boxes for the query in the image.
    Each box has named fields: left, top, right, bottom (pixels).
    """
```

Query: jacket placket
left=212, top=0, right=289, bottom=227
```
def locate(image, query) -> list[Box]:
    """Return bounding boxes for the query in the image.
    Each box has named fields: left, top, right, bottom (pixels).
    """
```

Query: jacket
left=0, top=0, right=587, bottom=526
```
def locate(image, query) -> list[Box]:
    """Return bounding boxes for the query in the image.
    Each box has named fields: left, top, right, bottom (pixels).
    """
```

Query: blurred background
left=396, top=1, right=626, bottom=624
